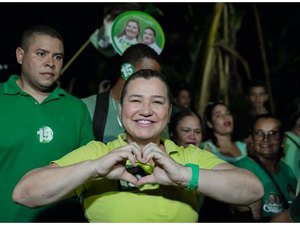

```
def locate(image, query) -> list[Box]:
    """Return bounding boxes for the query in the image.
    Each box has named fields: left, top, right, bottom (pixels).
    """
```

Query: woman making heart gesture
left=13, top=69, right=263, bottom=222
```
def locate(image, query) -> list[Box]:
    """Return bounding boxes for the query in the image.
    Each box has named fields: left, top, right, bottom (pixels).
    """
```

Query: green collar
left=3, top=75, right=66, bottom=101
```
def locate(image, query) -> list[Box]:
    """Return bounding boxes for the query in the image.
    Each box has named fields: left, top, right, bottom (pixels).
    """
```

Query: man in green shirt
left=0, top=25, right=93, bottom=222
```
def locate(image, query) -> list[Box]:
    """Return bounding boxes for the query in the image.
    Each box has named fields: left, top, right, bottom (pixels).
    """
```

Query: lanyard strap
left=251, top=156, right=290, bottom=209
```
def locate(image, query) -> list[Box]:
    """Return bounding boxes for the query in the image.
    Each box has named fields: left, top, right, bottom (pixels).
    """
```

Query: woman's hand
left=136, top=142, right=191, bottom=188
left=93, top=142, right=143, bottom=186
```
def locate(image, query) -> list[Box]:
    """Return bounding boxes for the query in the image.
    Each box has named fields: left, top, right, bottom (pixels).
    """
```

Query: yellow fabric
left=54, top=134, right=225, bottom=222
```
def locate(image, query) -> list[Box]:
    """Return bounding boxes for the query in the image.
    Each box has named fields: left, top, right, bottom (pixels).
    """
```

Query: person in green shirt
left=283, top=97, right=300, bottom=179
left=13, top=69, right=263, bottom=222
left=235, top=114, right=297, bottom=221
left=0, top=25, right=94, bottom=222
left=270, top=178, right=300, bottom=222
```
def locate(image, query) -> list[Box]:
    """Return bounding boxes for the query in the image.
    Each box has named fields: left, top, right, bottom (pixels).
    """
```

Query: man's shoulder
left=57, top=90, right=90, bottom=109
left=0, top=75, right=18, bottom=93
left=81, top=94, right=97, bottom=105
left=82, top=91, right=110, bottom=103
left=0, top=82, right=4, bottom=92
left=80, top=92, right=110, bottom=120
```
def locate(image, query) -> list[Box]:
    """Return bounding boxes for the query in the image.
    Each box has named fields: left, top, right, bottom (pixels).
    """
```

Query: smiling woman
left=169, top=109, right=203, bottom=147
left=119, top=70, right=171, bottom=145
left=13, top=69, right=264, bottom=222
left=235, top=114, right=297, bottom=221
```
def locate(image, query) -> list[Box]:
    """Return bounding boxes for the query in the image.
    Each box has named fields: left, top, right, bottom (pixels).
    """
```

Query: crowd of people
left=1, top=21, right=300, bottom=223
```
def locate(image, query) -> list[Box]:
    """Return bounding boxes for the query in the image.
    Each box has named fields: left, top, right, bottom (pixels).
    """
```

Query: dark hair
left=250, top=113, right=283, bottom=137
left=250, top=113, right=284, bottom=160
left=246, top=80, right=271, bottom=114
left=121, top=43, right=162, bottom=67
left=174, top=85, right=191, bottom=98
left=204, top=100, right=227, bottom=120
left=120, top=69, right=172, bottom=105
left=117, top=19, right=140, bottom=39
left=169, top=109, right=203, bottom=140
left=20, top=25, right=64, bottom=51
left=247, top=80, right=268, bottom=95
left=203, top=100, right=233, bottom=146
left=144, top=27, right=156, bottom=37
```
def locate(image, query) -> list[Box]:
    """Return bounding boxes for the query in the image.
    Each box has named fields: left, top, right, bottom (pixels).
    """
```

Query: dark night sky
left=0, top=2, right=197, bottom=93
left=0, top=3, right=115, bottom=82
left=1, top=2, right=300, bottom=119
left=0, top=2, right=216, bottom=97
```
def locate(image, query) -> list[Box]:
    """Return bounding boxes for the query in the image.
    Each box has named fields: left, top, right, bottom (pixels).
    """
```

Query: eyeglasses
left=253, top=130, right=281, bottom=141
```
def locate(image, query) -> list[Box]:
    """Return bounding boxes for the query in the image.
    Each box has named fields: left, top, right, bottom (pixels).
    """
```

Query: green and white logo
left=121, top=63, right=135, bottom=80
left=37, top=126, right=53, bottom=143
left=111, top=10, right=165, bottom=56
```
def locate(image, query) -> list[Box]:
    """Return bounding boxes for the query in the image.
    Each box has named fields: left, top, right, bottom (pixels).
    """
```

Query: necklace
left=111, top=96, right=123, bottom=128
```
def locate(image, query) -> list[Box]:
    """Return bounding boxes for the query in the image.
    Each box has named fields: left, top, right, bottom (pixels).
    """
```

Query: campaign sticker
left=121, top=63, right=135, bottom=80
left=111, top=10, right=165, bottom=55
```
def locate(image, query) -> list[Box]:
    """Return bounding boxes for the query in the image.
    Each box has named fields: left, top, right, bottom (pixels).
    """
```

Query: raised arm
left=13, top=143, right=142, bottom=208
left=138, top=143, right=264, bottom=205
left=196, top=163, right=263, bottom=205
left=13, top=162, right=92, bottom=207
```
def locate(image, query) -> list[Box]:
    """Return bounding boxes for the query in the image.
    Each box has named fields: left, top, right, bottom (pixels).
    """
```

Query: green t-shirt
left=290, top=179, right=300, bottom=222
left=283, top=131, right=300, bottom=178
left=200, top=140, right=248, bottom=164
left=54, top=134, right=225, bottom=222
left=103, top=95, right=124, bottom=142
left=81, top=94, right=96, bottom=120
left=235, top=157, right=297, bottom=217
left=0, top=75, right=94, bottom=222
left=81, top=93, right=124, bottom=143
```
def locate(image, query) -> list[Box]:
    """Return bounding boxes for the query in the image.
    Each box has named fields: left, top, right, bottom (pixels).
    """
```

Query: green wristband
left=185, top=163, right=199, bottom=191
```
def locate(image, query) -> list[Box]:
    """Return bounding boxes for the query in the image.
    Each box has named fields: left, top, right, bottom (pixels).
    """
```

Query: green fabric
left=54, top=134, right=225, bottom=222
left=283, top=131, right=300, bottom=178
left=81, top=94, right=96, bottom=120
left=200, top=140, right=248, bottom=164
left=0, top=75, right=94, bottom=222
left=235, top=157, right=297, bottom=217
left=89, top=28, right=116, bottom=57
left=81, top=93, right=128, bottom=143
left=290, top=188, right=300, bottom=222
left=103, top=95, right=124, bottom=143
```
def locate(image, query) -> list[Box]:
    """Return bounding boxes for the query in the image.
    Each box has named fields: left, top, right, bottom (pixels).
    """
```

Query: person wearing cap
left=13, top=69, right=264, bottom=222
left=81, top=43, right=162, bottom=143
